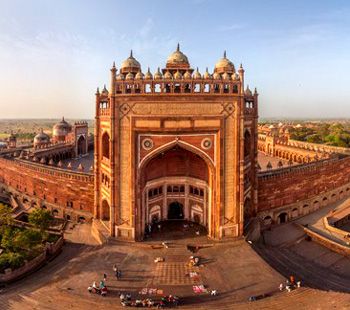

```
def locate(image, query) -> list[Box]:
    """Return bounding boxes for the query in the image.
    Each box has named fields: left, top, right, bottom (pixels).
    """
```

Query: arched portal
left=77, top=135, right=87, bottom=156
left=137, top=143, right=215, bottom=240
left=168, top=201, right=184, bottom=219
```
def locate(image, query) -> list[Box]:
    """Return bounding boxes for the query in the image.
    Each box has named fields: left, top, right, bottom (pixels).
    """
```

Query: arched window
left=101, top=200, right=110, bottom=221
left=244, top=130, right=251, bottom=158
left=102, top=132, right=110, bottom=159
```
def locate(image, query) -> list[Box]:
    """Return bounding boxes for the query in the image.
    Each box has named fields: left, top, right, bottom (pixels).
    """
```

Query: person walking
left=113, top=264, right=119, bottom=278
left=103, top=273, right=107, bottom=281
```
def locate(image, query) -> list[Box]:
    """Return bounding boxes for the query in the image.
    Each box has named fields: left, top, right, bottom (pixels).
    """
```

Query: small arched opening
left=168, top=201, right=184, bottom=220
left=278, top=212, right=288, bottom=224
left=263, top=215, right=272, bottom=226
left=244, top=130, right=251, bottom=158
left=77, top=135, right=87, bottom=156
left=101, top=200, right=110, bottom=221
left=102, top=132, right=110, bottom=160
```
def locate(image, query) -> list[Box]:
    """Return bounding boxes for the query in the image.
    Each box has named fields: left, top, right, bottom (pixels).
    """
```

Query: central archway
left=168, top=201, right=184, bottom=219
left=136, top=142, right=217, bottom=240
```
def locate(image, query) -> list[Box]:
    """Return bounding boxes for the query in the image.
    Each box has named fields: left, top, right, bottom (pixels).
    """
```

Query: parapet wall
left=258, top=156, right=350, bottom=213
left=0, top=157, right=94, bottom=218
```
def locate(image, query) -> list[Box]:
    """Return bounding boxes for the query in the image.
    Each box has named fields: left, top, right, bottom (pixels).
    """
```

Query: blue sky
left=0, top=0, right=349, bottom=119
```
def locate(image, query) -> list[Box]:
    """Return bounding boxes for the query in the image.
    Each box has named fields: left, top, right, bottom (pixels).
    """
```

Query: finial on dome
left=254, top=87, right=258, bottom=95
left=177, top=43, right=180, bottom=51
left=96, top=87, right=100, bottom=94
left=130, top=50, right=133, bottom=57
left=224, top=50, right=227, bottom=58
left=147, top=67, right=150, bottom=72
left=62, top=116, right=65, bottom=121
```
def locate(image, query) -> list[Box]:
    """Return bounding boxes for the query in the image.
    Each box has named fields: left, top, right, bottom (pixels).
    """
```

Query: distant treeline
left=290, top=123, right=350, bottom=148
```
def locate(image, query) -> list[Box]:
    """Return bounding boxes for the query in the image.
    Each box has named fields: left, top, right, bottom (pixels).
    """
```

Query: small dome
left=126, top=72, right=134, bottom=80
left=215, top=51, right=235, bottom=74
left=193, top=68, right=201, bottom=79
left=120, top=50, right=141, bottom=73
left=116, top=73, right=125, bottom=80
left=53, top=117, right=72, bottom=138
left=135, top=70, right=144, bottom=79
left=183, top=70, right=192, bottom=79
left=164, top=71, right=173, bottom=79
left=173, top=70, right=182, bottom=79
left=213, top=72, right=221, bottom=80
left=222, top=72, right=231, bottom=80
left=203, top=67, right=212, bottom=79
left=166, top=43, right=190, bottom=67
left=144, top=68, right=153, bottom=79
left=34, top=129, right=50, bottom=146
left=154, top=67, right=163, bottom=80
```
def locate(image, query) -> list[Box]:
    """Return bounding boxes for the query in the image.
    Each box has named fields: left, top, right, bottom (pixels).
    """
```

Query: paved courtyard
left=1, top=220, right=349, bottom=309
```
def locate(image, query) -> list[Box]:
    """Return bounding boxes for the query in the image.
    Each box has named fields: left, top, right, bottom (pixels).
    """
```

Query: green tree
left=28, top=209, right=53, bottom=239
left=13, top=229, right=43, bottom=252
left=0, top=203, right=13, bottom=226
left=1, top=226, right=18, bottom=251
left=0, top=252, right=25, bottom=272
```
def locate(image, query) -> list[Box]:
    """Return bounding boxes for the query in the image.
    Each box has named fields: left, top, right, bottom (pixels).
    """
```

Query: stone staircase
left=179, top=287, right=350, bottom=309
left=253, top=244, right=350, bottom=293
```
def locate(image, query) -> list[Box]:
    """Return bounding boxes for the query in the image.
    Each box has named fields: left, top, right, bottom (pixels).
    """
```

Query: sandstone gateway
left=94, top=45, right=258, bottom=240
left=0, top=46, right=349, bottom=242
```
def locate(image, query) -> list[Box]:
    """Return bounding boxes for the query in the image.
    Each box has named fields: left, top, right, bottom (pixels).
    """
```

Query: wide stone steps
left=254, top=244, right=350, bottom=293
left=179, top=287, right=349, bottom=309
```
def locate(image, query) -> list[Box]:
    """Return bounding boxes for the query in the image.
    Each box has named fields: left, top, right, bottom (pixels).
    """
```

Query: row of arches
left=0, top=186, right=90, bottom=224
left=261, top=187, right=350, bottom=226
left=114, top=81, right=240, bottom=95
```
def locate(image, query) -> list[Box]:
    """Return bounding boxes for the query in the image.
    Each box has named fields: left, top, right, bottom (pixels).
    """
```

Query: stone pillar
left=93, top=88, right=100, bottom=218
left=162, top=184, right=167, bottom=220
left=185, top=184, right=190, bottom=220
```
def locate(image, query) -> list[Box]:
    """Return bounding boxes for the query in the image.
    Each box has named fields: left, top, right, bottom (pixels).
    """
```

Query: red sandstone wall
left=258, top=157, right=350, bottom=211
left=0, top=158, right=94, bottom=213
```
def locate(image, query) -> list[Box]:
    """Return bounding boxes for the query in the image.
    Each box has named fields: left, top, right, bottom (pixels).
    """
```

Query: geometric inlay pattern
left=151, top=263, right=201, bottom=286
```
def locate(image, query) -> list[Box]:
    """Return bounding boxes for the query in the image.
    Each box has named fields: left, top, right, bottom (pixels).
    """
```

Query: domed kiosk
left=34, top=129, right=50, bottom=148
left=52, top=117, right=72, bottom=143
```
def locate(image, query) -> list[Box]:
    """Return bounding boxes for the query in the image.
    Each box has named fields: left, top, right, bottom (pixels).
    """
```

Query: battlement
left=0, top=157, right=93, bottom=181
left=258, top=155, right=349, bottom=181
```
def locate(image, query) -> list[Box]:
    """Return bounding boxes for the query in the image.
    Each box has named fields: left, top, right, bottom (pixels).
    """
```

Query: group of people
left=188, top=256, right=200, bottom=267
left=87, top=280, right=108, bottom=296
left=119, top=293, right=179, bottom=308
left=279, top=275, right=301, bottom=292
left=88, top=265, right=123, bottom=297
